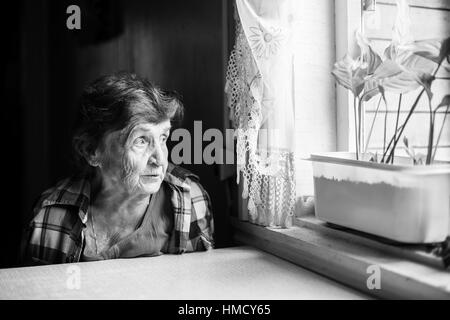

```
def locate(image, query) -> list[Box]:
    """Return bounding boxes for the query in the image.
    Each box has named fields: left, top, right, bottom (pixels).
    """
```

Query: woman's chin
left=139, top=176, right=163, bottom=193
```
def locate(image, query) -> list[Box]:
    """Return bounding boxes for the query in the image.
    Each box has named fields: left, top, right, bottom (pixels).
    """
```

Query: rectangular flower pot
left=310, top=152, right=450, bottom=244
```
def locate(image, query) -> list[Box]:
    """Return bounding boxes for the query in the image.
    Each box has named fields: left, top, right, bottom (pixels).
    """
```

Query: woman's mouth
left=141, top=173, right=162, bottom=182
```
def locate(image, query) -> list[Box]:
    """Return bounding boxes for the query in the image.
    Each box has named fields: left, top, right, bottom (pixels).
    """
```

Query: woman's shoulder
left=163, top=163, right=212, bottom=211
left=30, top=175, right=90, bottom=223
left=165, top=163, right=200, bottom=182
left=164, top=163, right=202, bottom=190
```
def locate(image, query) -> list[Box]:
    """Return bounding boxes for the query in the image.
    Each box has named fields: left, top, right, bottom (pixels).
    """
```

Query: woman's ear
left=86, top=150, right=102, bottom=168
left=77, top=138, right=102, bottom=168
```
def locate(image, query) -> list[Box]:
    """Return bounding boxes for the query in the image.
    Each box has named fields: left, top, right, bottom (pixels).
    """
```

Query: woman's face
left=96, top=119, right=171, bottom=195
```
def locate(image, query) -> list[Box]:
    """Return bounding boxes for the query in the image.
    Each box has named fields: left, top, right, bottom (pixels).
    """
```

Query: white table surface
left=0, top=246, right=369, bottom=299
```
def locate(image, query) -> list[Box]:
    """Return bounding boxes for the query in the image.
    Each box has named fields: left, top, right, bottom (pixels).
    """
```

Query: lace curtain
left=225, top=0, right=298, bottom=227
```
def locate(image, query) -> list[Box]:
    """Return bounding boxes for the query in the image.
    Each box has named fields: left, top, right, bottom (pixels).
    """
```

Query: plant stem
left=426, top=98, right=434, bottom=165
left=364, top=95, right=382, bottom=153
left=358, top=96, right=365, bottom=156
left=381, top=125, right=405, bottom=161
left=434, top=77, right=450, bottom=80
left=385, top=57, right=445, bottom=164
left=392, top=93, right=403, bottom=164
left=431, top=105, right=450, bottom=161
left=354, top=95, right=359, bottom=160
left=385, top=89, right=425, bottom=164
left=382, top=96, right=389, bottom=163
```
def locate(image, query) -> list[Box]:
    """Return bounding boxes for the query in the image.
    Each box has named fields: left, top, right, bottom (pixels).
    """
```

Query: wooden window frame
left=335, top=0, right=363, bottom=152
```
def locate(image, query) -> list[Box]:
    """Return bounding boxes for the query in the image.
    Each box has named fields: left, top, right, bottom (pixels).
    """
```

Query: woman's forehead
left=103, top=120, right=172, bottom=147
left=120, top=120, right=171, bottom=142
left=129, top=120, right=172, bottom=134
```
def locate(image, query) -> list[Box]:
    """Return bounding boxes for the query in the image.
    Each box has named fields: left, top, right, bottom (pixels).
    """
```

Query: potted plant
left=310, top=0, right=450, bottom=243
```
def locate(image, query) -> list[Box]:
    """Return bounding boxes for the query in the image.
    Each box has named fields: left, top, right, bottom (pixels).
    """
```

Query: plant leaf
left=437, top=94, right=450, bottom=108
left=331, top=55, right=354, bottom=92
left=414, top=153, right=426, bottom=165
left=403, top=136, right=415, bottom=159
left=403, top=136, right=426, bottom=165
left=385, top=42, right=437, bottom=75
left=372, top=60, right=421, bottom=94
left=384, top=1, right=437, bottom=82
left=372, top=60, right=403, bottom=79
left=382, top=72, right=421, bottom=94
left=355, top=31, right=383, bottom=74
left=331, top=54, right=364, bottom=96
left=332, top=31, right=382, bottom=98
left=400, top=50, right=437, bottom=75
left=403, top=136, right=409, bottom=148
left=407, top=39, right=443, bottom=64
left=362, top=77, right=381, bottom=101
left=439, top=37, right=450, bottom=62
left=416, top=73, right=435, bottom=101
left=368, top=152, right=378, bottom=163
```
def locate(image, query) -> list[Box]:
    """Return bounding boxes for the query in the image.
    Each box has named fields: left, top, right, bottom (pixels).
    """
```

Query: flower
left=367, top=0, right=439, bottom=100
left=248, top=24, right=284, bottom=59
left=331, top=31, right=382, bottom=98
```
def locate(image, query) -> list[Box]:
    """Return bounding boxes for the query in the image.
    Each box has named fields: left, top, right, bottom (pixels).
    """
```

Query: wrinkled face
left=96, top=119, right=171, bottom=195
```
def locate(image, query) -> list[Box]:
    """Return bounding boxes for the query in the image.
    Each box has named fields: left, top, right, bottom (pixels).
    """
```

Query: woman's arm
left=185, top=178, right=215, bottom=251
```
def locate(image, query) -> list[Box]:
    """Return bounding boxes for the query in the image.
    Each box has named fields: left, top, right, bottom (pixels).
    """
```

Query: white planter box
left=310, top=152, right=450, bottom=244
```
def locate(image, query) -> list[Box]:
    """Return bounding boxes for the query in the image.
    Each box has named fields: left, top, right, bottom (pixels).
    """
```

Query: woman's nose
left=148, top=143, right=165, bottom=166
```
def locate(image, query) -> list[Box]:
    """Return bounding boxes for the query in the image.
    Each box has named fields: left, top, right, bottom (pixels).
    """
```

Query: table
left=0, top=246, right=369, bottom=299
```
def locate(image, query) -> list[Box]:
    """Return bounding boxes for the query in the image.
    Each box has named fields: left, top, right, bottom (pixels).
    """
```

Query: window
left=230, top=0, right=450, bottom=299
left=361, top=0, right=450, bottom=160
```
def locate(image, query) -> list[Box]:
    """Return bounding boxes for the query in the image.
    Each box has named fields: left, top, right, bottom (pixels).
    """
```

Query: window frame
left=335, top=0, right=363, bottom=152
left=231, top=0, right=450, bottom=299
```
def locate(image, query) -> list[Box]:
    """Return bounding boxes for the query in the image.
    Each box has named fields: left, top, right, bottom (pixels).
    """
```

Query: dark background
left=0, top=0, right=237, bottom=268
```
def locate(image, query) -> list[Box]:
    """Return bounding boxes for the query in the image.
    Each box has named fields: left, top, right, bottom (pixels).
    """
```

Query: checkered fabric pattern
left=20, top=163, right=214, bottom=265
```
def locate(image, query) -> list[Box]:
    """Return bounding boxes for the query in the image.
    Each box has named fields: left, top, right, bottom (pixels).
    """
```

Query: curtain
left=225, top=0, right=298, bottom=227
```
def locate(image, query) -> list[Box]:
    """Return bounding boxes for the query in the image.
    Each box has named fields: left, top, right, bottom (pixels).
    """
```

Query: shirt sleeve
left=19, top=208, right=55, bottom=266
left=186, top=178, right=215, bottom=251
left=19, top=193, right=51, bottom=266
left=20, top=204, right=80, bottom=266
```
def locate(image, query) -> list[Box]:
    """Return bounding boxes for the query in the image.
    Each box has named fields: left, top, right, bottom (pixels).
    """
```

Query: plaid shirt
left=20, top=164, right=214, bottom=266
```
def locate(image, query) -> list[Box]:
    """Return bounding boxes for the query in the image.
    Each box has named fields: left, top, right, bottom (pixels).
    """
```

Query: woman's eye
left=161, top=135, right=168, bottom=143
left=134, top=137, right=148, bottom=146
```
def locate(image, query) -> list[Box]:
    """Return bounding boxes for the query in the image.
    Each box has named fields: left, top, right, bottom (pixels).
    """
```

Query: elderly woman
left=21, top=72, right=214, bottom=265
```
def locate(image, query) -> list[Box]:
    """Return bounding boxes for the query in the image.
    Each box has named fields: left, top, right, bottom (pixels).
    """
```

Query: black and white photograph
left=0, top=0, right=449, bottom=305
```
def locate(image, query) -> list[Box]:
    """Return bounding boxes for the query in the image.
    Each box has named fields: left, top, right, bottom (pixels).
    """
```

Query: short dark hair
left=72, top=72, right=183, bottom=172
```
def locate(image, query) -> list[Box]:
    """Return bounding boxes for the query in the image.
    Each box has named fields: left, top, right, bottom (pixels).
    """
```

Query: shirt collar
left=163, top=163, right=199, bottom=190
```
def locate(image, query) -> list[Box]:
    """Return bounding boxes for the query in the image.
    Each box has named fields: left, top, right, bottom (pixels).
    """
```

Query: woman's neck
left=89, top=172, right=150, bottom=221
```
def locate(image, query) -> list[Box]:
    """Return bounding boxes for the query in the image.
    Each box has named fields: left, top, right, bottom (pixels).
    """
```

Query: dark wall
left=1, top=0, right=235, bottom=268
left=1, top=1, right=22, bottom=268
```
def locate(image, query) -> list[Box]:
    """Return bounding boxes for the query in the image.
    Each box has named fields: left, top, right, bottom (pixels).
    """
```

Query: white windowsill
left=230, top=215, right=450, bottom=299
